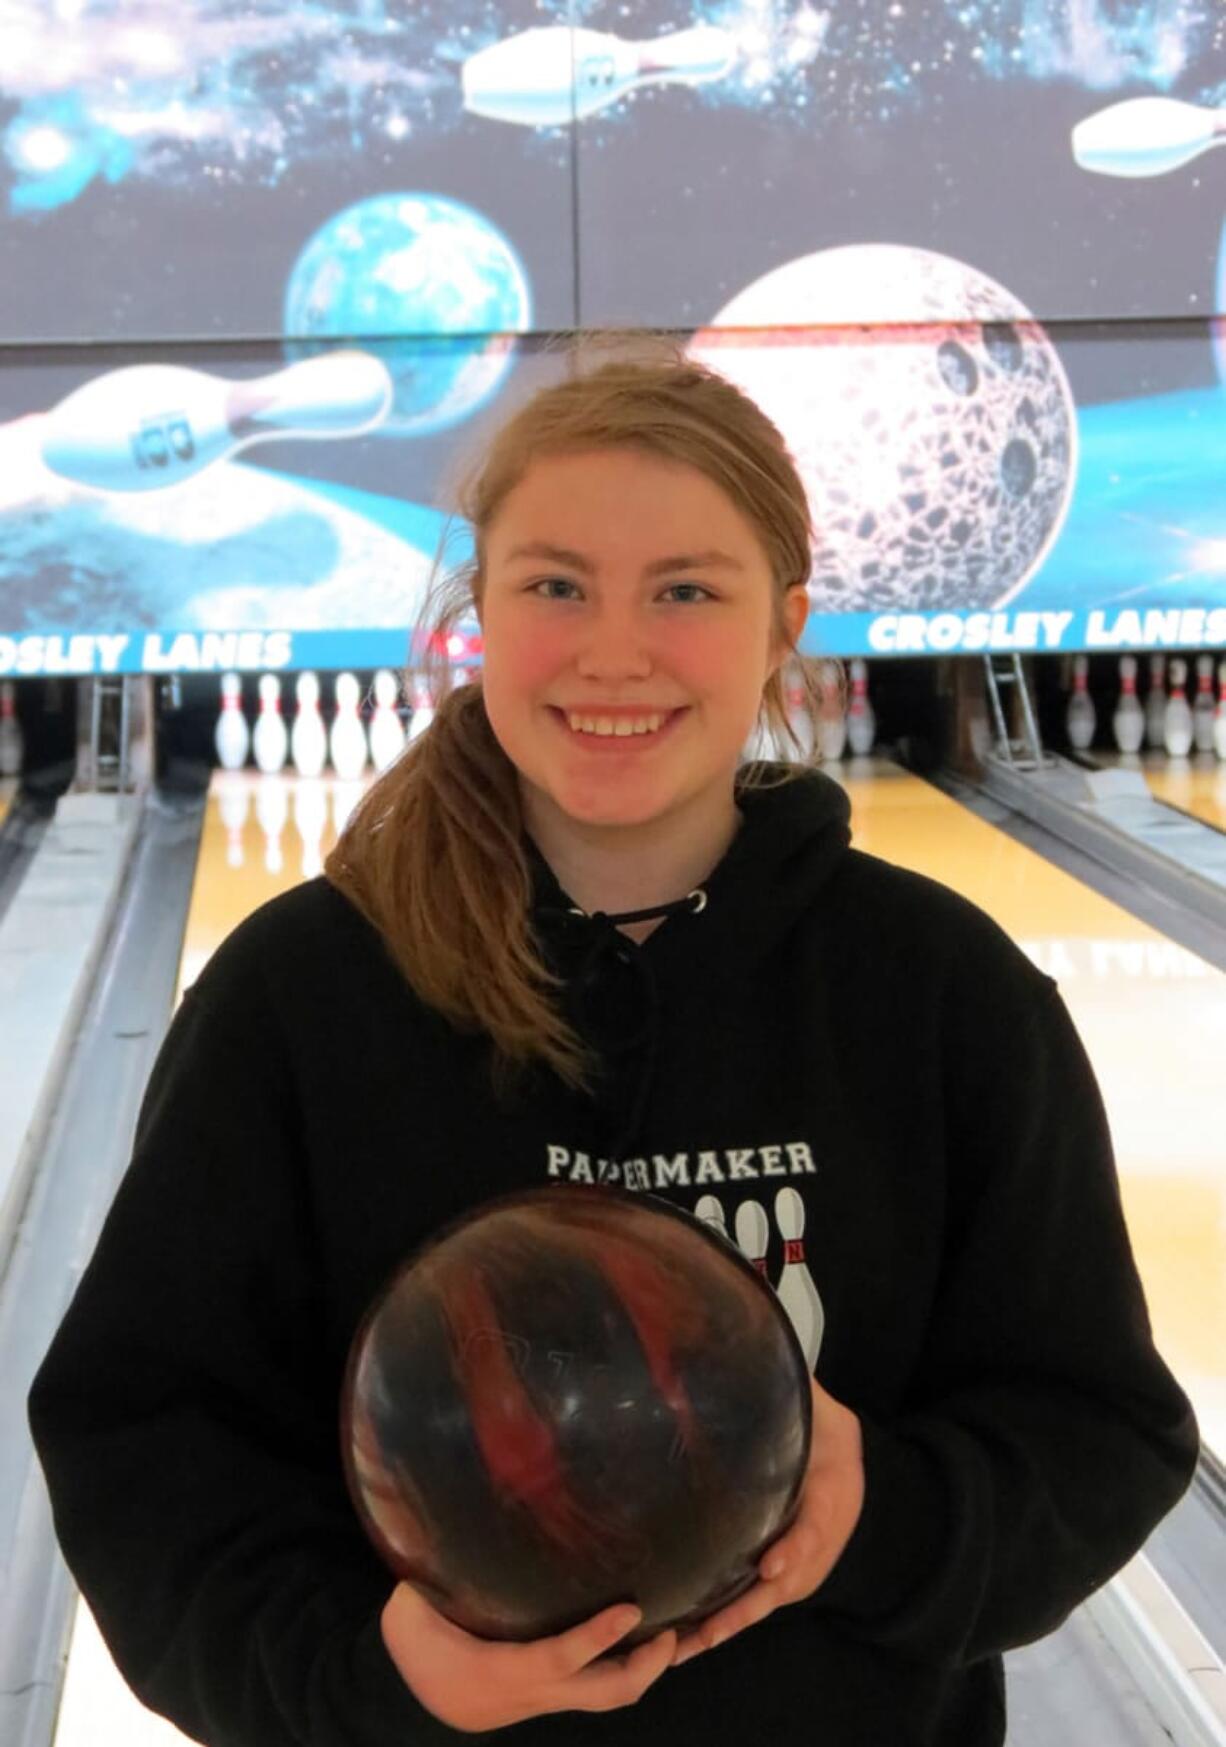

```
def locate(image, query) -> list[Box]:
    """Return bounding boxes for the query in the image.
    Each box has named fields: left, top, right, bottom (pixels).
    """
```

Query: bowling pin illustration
left=1112, top=656, right=1144, bottom=754
left=1192, top=654, right=1216, bottom=752
left=734, top=1201, right=770, bottom=1278
left=1215, top=661, right=1226, bottom=760
left=255, top=775, right=289, bottom=875
left=330, top=671, right=369, bottom=780
left=0, top=680, right=23, bottom=778
left=1144, top=655, right=1167, bottom=750
left=462, top=23, right=736, bottom=129
left=1065, top=654, right=1096, bottom=752
left=214, top=671, right=250, bottom=772
left=216, top=772, right=250, bottom=870
left=369, top=668, right=407, bottom=771
left=40, top=350, right=393, bottom=495
left=252, top=674, right=289, bottom=775
left=290, top=671, right=328, bottom=778
left=1163, top=658, right=1194, bottom=757
left=846, top=659, right=875, bottom=756
left=1072, top=96, right=1226, bottom=180
left=816, top=659, right=847, bottom=761
left=773, top=1187, right=824, bottom=1370
left=694, top=1195, right=732, bottom=1246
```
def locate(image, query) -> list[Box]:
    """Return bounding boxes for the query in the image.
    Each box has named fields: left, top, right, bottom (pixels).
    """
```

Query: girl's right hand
left=380, top=1580, right=678, bottom=1733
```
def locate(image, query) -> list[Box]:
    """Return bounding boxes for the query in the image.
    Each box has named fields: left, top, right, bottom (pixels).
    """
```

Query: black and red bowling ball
left=340, top=1183, right=811, bottom=1647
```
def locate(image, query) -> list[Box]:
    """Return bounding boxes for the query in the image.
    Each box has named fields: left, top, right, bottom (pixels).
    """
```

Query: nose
left=574, top=604, right=654, bottom=679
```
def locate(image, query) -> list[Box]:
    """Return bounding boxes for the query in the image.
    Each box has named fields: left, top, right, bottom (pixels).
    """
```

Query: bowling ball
left=340, top=1183, right=812, bottom=1647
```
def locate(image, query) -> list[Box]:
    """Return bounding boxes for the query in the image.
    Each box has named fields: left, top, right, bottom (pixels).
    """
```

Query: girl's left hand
left=671, top=1374, right=865, bottom=1667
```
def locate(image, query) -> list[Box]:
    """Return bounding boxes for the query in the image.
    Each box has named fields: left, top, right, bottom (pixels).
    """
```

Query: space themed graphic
left=2, top=1, right=1226, bottom=676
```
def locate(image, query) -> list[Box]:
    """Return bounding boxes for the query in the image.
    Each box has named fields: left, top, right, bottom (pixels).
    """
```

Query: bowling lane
left=177, top=771, right=368, bottom=997
left=1090, top=748, right=1226, bottom=832
left=1136, top=753, right=1226, bottom=832
left=830, top=756, right=1225, bottom=1464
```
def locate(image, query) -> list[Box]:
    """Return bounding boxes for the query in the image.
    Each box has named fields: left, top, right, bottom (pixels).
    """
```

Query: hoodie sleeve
left=26, top=925, right=459, bottom=1747
left=807, top=943, right=1200, bottom=1668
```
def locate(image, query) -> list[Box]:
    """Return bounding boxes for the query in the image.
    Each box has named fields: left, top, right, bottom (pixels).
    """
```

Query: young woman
left=29, top=342, right=1198, bottom=1746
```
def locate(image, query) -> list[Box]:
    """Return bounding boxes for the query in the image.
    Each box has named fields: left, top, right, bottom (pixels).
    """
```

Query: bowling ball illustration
left=340, top=1183, right=812, bottom=1647
left=689, top=243, right=1078, bottom=613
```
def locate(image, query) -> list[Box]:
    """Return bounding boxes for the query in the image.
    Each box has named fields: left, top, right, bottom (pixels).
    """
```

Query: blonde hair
left=324, top=331, right=836, bottom=1100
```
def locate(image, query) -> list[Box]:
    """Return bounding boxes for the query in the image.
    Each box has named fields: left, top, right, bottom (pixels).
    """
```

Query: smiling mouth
left=549, top=707, right=688, bottom=747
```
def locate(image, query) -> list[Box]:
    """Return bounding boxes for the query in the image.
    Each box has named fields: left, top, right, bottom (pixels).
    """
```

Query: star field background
left=1, top=0, right=1224, bottom=350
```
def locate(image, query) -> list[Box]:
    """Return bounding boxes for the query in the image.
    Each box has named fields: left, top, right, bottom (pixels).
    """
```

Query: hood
left=525, top=763, right=852, bottom=1166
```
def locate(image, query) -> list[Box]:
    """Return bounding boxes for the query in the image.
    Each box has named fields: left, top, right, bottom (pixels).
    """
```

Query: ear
left=769, top=585, right=810, bottom=676
left=784, top=584, right=809, bottom=648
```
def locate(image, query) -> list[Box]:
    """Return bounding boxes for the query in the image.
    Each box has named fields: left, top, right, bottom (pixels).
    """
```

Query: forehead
left=488, top=449, right=762, bottom=556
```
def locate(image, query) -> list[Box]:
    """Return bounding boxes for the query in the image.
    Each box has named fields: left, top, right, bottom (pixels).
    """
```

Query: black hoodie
left=28, top=764, right=1199, bottom=1747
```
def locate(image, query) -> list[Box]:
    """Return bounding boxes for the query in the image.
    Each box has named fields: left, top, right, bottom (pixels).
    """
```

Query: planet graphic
left=284, top=194, right=532, bottom=439
left=687, top=244, right=1078, bottom=613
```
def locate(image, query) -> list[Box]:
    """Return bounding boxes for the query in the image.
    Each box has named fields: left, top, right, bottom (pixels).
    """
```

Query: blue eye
left=529, top=579, right=713, bottom=602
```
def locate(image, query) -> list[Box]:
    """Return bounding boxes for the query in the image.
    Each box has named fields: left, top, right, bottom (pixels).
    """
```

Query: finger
left=761, top=1519, right=823, bottom=1579
left=570, top=1629, right=678, bottom=1713
left=673, top=1582, right=782, bottom=1665
left=531, top=1604, right=647, bottom=1682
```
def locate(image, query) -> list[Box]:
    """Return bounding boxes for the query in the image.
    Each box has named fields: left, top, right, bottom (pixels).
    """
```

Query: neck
left=522, top=781, right=742, bottom=937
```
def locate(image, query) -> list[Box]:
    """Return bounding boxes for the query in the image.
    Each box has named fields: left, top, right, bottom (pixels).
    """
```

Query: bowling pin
left=846, top=658, right=875, bottom=756
left=1163, top=657, right=1194, bottom=757
left=369, top=667, right=407, bottom=772
left=40, top=350, right=393, bottom=495
left=1214, top=660, right=1226, bottom=760
left=406, top=675, right=436, bottom=744
left=734, top=1201, right=770, bottom=1278
left=0, top=680, right=23, bottom=778
left=1192, top=654, right=1217, bottom=752
left=1072, top=96, right=1226, bottom=180
left=462, top=23, right=735, bottom=128
left=694, top=1195, right=732, bottom=1246
left=290, top=671, right=328, bottom=778
left=742, top=709, right=779, bottom=764
left=330, top=671, right=369, bottom=780
left=1112, top=655, right=1145, bottom=754
left=815, top=659, right=847, bottom=761
left=292, top=778, right=329, bottom=879
left=773, top=1187, right=824, bottom=1370
left=216, top=771, right=250, bottom=870
left=332, top=778, right=365, bottom=838
left=1065, top=653, right=1096, bottom=752
left=1144, top=654, right=1167, bottom=750
left=255, top=775, right=289, bottom=875
left=213, top=672, right=249, bottom=771
left=252, top=673, right=289, bottom=775
left=783, top=668, right=816, bottom=762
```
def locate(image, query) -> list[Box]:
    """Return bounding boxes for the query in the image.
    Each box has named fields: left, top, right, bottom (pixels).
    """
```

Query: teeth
left=566, top=712, right=667, bottom=737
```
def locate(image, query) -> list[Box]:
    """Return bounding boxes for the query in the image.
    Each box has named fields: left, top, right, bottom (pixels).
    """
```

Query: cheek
left=481, top=620, right=561, bottom=706
left=482, top=613, right=772, bottom=703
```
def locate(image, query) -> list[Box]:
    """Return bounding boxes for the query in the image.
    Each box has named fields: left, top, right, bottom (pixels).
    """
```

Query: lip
left=548, top=706, right=688, bottom=751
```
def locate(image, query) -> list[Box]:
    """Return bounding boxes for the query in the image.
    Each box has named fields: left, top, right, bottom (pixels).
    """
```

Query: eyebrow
left=502, top=541, right=746, bottom=577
